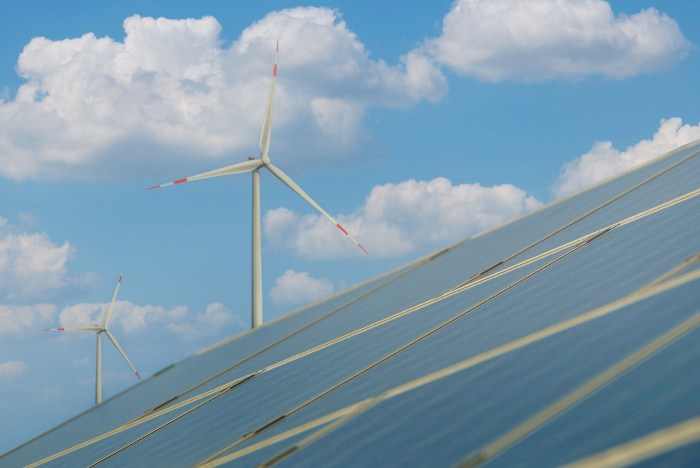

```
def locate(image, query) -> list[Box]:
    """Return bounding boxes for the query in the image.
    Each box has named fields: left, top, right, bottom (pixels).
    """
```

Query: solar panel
left=3, top=139, right=700, bottom=467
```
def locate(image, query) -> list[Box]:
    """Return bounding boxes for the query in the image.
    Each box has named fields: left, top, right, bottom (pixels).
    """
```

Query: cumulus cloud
left=424, top=0, right=689, bottom=82
left=59, top=300, right=188, bottom=334
left=167, top=302, right=245, bottom=342
left=265, top=177, right=541, bottom=258
left=0, top=216, right=96, bottom=302
left=0, top=8, right=447, bottom=182
left=0, top=304, right=56, bottom=336
left=0, top=361, right=28, bottom=379
left=553, top=118, right=700, bottom=197
left=71, top=357, right=90, bottom=367
left=58, top=300, right=244, bottom=341
left=269, top=270, right=335, bottom=306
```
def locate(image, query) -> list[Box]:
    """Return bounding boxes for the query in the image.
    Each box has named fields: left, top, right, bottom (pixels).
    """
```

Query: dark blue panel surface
left=493, top=310, right=700, bottom=466
left=3, top=142, right=699, bottom=468
left=634, top=439, right=700, bottom=468
left=81, top=259, right=548, bottom=467
left=0, top=266, right=409, bottom=467
left=265, top=279, right=700, bottom=468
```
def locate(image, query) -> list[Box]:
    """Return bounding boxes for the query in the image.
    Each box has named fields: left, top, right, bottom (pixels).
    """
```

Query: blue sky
left=1, top=0, right=699, bottom=454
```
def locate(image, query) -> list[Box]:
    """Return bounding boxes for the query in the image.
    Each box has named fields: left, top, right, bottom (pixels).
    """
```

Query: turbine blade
left=259, top=40, right=278, bottom=159
left=147, top=159, right=262, bottom=190
left=43, top=327, right=103, bottom=332
left=105, top=330, right=140, bottom=380
left=266, top=163, right=368, bottom=254
left=103, top=271, right=122, bottom=327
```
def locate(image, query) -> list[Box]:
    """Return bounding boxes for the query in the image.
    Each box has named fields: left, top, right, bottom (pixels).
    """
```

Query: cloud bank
left=0, top=304, right=56, bottom=336
left=0, top=8, right=447, bottom=182
left=0, top=216, right=97, bottom=303
left=58, top=300, right=245, bottom=341
left=424, top=0, right=689, bottom=82
left=553, top=118, right=700, bottom=197
left=0, top=361, right=28, bottom=379
left=269, top=270, right=335, bottom=306
left=167, top=302, right=245, bottom=342
left=265, top=177, right=542, bottom=258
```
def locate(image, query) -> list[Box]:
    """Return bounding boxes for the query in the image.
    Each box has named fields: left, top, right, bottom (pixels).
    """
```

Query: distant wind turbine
left=43, top=272, right=140, bottom=405
left=148, top=41, right=367, bottom=329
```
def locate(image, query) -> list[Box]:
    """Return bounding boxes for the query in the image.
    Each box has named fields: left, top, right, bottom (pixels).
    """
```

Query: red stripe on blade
left=359, top=244, right=368, bottom=254
left=337, top=224, right=348, bottom=235
left=174, top=178, right=188, bottom=184
left=274, top=64, right=277, bottom=77
left=136, top=372, right=140, bottom=380
left=57, top=328, right=64, bottom=331
left=146, top=185, right=160, bottom=190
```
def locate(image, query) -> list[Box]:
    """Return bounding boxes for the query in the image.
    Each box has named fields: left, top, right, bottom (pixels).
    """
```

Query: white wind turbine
left=148, top=41, right=367, bottom=329
left=43, top=272, right=140, bottom=405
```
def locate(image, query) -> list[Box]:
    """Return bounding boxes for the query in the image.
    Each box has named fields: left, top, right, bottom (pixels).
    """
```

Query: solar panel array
left=3, top=140, right=700, bottom=467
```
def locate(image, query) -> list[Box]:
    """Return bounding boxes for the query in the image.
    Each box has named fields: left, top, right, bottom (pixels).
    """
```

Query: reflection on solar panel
left=3, top=140, right=700, bottom=467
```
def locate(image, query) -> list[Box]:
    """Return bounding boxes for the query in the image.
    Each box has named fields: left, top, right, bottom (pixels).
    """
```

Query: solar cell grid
left=490, top=308, right=700, bottom=467
left=3, top=141, right=700, bottom=468
left=0, top=261, right=413, bottom=467
left=256, top=279, right=700, bottom=468
left=458, top=147, right=700, bottom=285
left=200, top=197, right=700, bottom=466
left=70, top=257, right=549, bottom=467
left=618, top=436, right=700, bottom=468
left=209, top=195, right=700, bottom=466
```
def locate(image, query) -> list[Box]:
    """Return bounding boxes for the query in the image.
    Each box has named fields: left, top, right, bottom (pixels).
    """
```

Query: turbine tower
left=43, top=272, right=140, bottom=405
left=148, top=41, right=367, bottom=329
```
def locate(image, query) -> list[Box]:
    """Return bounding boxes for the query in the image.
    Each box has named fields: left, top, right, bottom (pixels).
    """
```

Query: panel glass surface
left=4, top=142, right=699, bottom=467
left=633, top=439, right=700, bottom=468
left=263, top=280, right=700, bottom=468
left=433, top=142, right=700, bottom=280
left=77, top=261, right=548, bottom=467
left=493, top=314, right=700, bottom=467
left=0, top=265, right=410, bottom=467
left=220, top=197, right=700, bottom=461
left=497, top=151, right=700, bottom=266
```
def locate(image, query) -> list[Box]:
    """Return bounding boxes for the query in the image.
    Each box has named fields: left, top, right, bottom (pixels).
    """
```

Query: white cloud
left=424, top=0, right=689, bottom=82
left=59, top=300, right=188, bottom=334
left=269, top=270, right=335, bottom=306
left=0, top=304, right=57, bottom=336
left=0, top=361, right=28, bottom=379
left=58, top=300, right=244, bottom=342
left=18, top=212, right=38, bottom=228
left=0, top=217, right=96, bottom=302
left=264, top=177, right=541, bottom=258
left=0, top=9, right=446, bottom=182
left=553, top=118, right=700, bottom=197
left=167, top=302, right=245, bottom=342
left=70, top=357, right=90, bottom=368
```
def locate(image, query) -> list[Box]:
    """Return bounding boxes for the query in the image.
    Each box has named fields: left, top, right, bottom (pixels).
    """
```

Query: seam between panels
left=560, top=416, right=700, bottom=468
left=257, top=182, right=700, bottom=380
left=135, top=253, right=437, bottom=421
left=456, top=311, right=700, bottom=468
left=26, top=188, right=700, bottom=468
left=198, top=269, right=700, bottom=468
left=638, top=252, right=700, bottom=293
left=197, top=231, right=610, bottom=466
left=23, top=374, right=260, bottom=468
left=171, top=171, right=700, bottom=421
left=456, top=149, right=700, bottom=289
